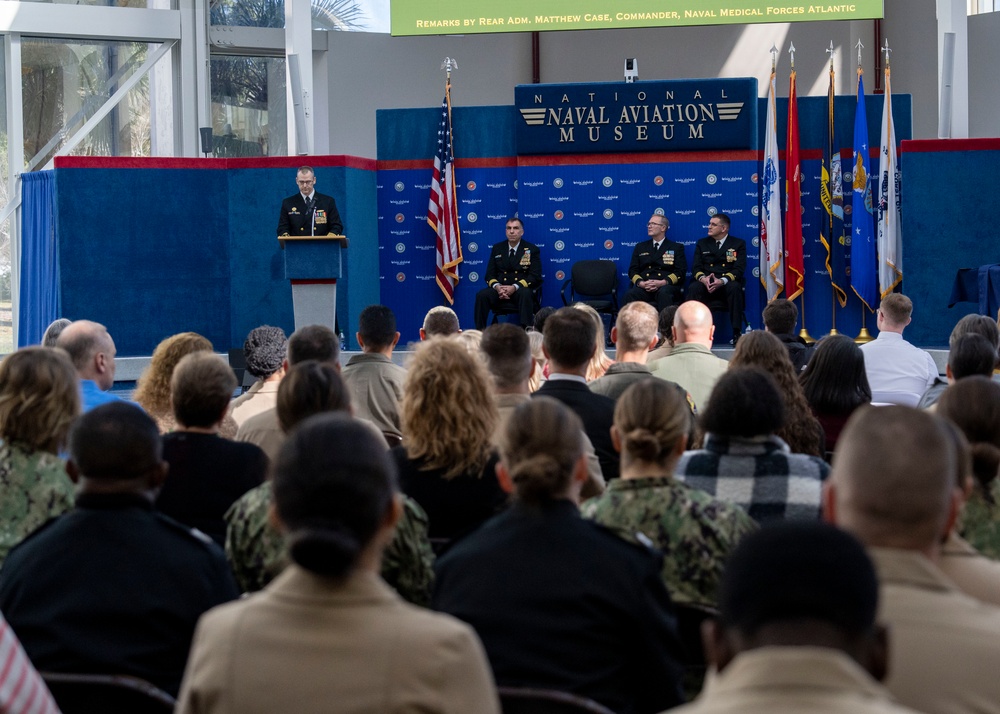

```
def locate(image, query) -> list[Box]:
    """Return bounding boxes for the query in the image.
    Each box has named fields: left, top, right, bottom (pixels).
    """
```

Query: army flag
left=850, top=67, right=877, bottom=312
left=821, top=62, right=848, bottom=307
left=877, top=63, right=903, bottom=297
left=427, top=78, right=463, bottom=304
left=760, top=68, right=783, bottom=302
left=784, top=66, right=804, bottom=302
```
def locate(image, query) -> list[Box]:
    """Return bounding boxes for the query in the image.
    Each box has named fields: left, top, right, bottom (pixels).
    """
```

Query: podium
left=279, top=234, right=347, bottom=333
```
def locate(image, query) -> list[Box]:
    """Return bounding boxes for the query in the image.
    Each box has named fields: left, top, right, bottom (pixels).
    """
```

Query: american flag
left=427, top=80, right=462, bottom=304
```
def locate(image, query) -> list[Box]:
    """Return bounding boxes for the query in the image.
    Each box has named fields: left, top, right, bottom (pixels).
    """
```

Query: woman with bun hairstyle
left=582, top=379, right=756, bottom=610
left=177, top=414, right=499, bottom=714
left=432, top=397, right=685, bottom=714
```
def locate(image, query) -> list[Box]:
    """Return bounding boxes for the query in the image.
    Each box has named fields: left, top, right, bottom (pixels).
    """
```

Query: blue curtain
left=19, top=171, right=60, bottom=347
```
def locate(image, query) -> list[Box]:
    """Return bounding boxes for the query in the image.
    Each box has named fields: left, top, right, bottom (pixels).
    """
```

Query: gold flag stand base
left=854, top=327, right=874, bottom=344
left=798, top=328, right=816, bottom=344
left=827, top=328, right=840, bottom=337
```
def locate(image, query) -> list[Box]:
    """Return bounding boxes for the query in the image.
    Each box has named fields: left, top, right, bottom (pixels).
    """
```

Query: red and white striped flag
left=427, top=79, right=462, bottom=304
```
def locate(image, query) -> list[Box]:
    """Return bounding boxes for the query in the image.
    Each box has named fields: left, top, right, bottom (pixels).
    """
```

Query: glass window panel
left=21, top=38, right=159, bottom=170
left=15, top=0, right=149, bottom=6
left=210, top=55, right=286, bottom=157
left=210, top=0, right=390, bottom=32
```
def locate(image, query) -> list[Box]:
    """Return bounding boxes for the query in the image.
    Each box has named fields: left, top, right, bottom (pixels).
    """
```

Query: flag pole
left=825, top=41, right=840, bottom=337
left=856, top=303, right=873, bottom=343
left=851, top=40, right=876, bottom=343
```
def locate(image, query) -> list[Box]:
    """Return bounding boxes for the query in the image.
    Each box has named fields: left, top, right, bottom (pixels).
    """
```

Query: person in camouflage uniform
left=582, top=379, right=756, bottom=610
left=225, top=359, right=435, bottom=605
left=0, top=347, right=81, bottom=568
left=225, top=482, right=434, bottom=605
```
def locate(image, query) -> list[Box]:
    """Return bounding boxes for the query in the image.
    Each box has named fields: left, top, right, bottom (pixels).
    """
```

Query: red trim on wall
left=901, top=138, right=1000, bottom=154
left=516, top=150, right=759, bottom=166
left=377, top=157, right=518, bottom=171
left=290, top=279, right=338, bottom=285
left=52, top=155, right=377, bottom=171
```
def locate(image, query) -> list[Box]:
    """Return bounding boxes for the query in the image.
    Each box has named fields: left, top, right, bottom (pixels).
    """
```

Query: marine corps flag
left=427, top=76, right=463, bottom=304
left=850, top=67, right=877, bottom=312
left=878, top=61, right=903, bottom=297
left=760, top=65, right=783, bottom=302
left=821, top=58, right=848, bottom=307
left=784, top=63, right=804, bottom=302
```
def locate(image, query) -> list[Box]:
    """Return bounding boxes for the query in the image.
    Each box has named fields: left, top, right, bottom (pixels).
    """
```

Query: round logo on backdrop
left=654, top=176, right=664, bottom=186
left=603, top=209, right=613, bottom=219
left=553, top=178, right=564, bottom=189
left=751, top=173, right=759, bottom=183
left=844, top=171, right=853, bottom=183
left=844, top=204, right=853, bottom=216
left=469, top=272, right=480, bottom=282
left=467, top=212, right=478, bottom=223
left=394, top=182, right=405, bottom=192
left=706, top=174, right=718, bottom=185
left=604, top=240, right=614, bottom=250
left=468, top=242, right=479, bottom=253
left=751, top=206, right=760, bottom=217
left=801, top=205, right=806, bottom=215
left=514, top=179, right=519, bottom=189
left=555, top=270, right=566, bottom=280
left=602, top=177, right=613, bottom=187
left=752, top=266, right=761, bottom=278
left=844, top=236, right=852, bottom=247
left=396, top=273, right=406, bottom=282
left=394, top=213, right=405, bottom=223
left=395, top=243, right=406, bottom=253
left=554, top=210, right=564, bottom=220
left=467, top=181, right=477, bottom=191
left=752, top=237, right=760, bottom=248
left=654, top=208, right=665, bottom=216
left=554, top=240, right=566, bottom=251
left=707, top=207, right=718, bottom=216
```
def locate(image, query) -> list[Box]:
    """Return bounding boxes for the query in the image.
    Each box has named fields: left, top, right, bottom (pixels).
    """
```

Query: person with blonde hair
left=134, top=331, right=238, bottom=437
left=433, top=397, right=686, bottom=714
left=583, top=380, right=755, bottom=609
left=393, top=337, right=505, bottom=540
left=0, top=347, right=80, bottom=566
left=570, top=302, right=614, bottom=381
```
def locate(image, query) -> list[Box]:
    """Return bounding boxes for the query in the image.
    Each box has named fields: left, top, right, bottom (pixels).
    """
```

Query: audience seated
left=582, top=379, right=756, bottom=609
left=571, top=302, right=615, bottom=381
left=675, top=367, right=829, bottom=522
left=341, top=305, right=407, bottom=439
left=533, top=307, right=620, bottom=481
left=918, top=314, right=1000, bottom=409
left=177, top=415, right=499, bottom=714
left=481, top=323, right=604, bottom=499
left=651, top=301, right=729, bottom=412
left=590, top=302, right=662, bottom=401
left=155, top=352, right=267, bottom=545
left=41, top=317, right=71, bottom=348
left=670, top=522, right=921, bottom=714
left=824, top=405, right=1000, bottom=714
left=859, top=294, right=938, bottom=406
left=433, top=398, right=685, bottom=714
left=134, top=332, right=238, bottom=437
left=420, top=305, right=460, bottom=340
left=799, top=335, right=871, bottom=454
left=0, top=347, right=79, bottom=567
left=229, top=325, right=286, bottom=426
left=56, top=320, right=122, bottom=411
left=920, top=333, right=997, bottom=410
left=224, top=360, right=434, bottom=605
left=456, top=328, right=484, bottom=355
left=729, top=331, right=825, bottom=457
left=646, top=305, right=678, bottom=363
left=527, top=329, right=545, bottom=391
left=393, top=337, right=506, bottom=541
left=0, top=403, right=239, bottom=696
left=938, top=377, right=1000, bottom=561
left=762, top=299, right=814, bottom=372
left=532, top=305, right=555, bottom=333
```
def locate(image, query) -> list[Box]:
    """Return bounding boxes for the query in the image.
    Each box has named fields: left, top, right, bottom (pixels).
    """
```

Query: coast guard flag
left=427, top=79, right=463, bottom=304
left=784, top=66, right=804, bottom=302
left=850, top=68, right=877, bottom=312
left=878, top=64, right=903, bottom=297
left=821, top=62, right=848, bottom=307
left=760, top=68, right=783, bottom=302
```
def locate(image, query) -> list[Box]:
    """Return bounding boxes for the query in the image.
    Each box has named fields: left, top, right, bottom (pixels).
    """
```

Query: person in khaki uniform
left=824, top=405, right=1000, bottom=714
left=341, top=305, right=407, bottom=440
left=666, top=522, right=923, bottom=714
left=178, top=415, right=498, bottom=714
left=651, top=301, right=729, bottom=412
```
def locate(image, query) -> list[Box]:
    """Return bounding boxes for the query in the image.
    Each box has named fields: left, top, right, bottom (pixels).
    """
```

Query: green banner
left=391, top=1, right=883, bottom=35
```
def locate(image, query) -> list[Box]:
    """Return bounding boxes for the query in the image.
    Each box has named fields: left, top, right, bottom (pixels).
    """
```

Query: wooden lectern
left=279, top=234, right=347, bottom=333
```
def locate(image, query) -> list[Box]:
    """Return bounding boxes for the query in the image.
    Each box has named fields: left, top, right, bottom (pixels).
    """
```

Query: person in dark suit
left=686, top=212, right=746, bottom=343
left=276, top=166, right=343, bottom=237
left=432, top=397, right=684, bottom=714
left=622, top=213, right=687, bottom=310
left=533, top=307, right=619, bottom=481
left=473, top=217, right=542, bottom=329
